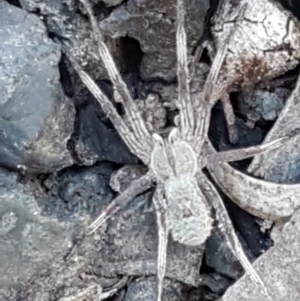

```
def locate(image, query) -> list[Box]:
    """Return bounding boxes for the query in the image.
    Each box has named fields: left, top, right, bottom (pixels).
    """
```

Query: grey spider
left=64, top=0, right=293, bottom=300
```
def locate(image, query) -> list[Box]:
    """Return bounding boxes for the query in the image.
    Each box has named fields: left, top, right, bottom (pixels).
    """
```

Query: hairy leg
left=64, top=49, right=149, bottom=163
left=220, top=92, right=238, bottom=144
left=152, top=184, right=169, bottom=301
left=193, top=4, right=248, bottom=151
left=197, top=173, right=272, bottom=300
left=204, top=131, right=298, bottom=165
left=176, top=0, right=195, bottom=137
left=88, top=171, right=155, bottom=234
left=79, top=0, right=152, bottom=159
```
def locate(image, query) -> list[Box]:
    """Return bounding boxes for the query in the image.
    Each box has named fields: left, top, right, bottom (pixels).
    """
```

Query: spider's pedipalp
left=152, top=184, right=169, bottom=301
left=79, top=0, right=152, bottom=160
left=88, top=170, right=155, bottom=235
left=176, top=0, right=195, bottom=138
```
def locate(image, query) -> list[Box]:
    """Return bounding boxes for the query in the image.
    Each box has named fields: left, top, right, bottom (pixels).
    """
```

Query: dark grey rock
left=76, top=97, right=138, bottom=164
left=205, top=228, right=243, bottom=280
left=0, top=2, right=75, bottom=173
left=238, top=88, right=289, bottom=128
left=53, top=162, right=115, bottom=219
left=200, top=273, right=233, bottom=295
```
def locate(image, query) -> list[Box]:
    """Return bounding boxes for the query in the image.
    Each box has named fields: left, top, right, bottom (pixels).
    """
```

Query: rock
left=20, top=0, right=117, bottom=81
left=102, top=0, right=123, bottom=7
left=99, top=0, right=210, bottom=80
left=0, top=2, right=75, bottom=173
left=211, top=0, right=300, bottom=95
left=41, top=162, right=116, bottom=219
left=0, top=167, right=73, bottom=300
left=124, top=277, right=182, bottom=301
left=248, top=75, right=300, bottom=183
left=75, top=97, right=138, bottom=164
left=205, top=228, right=243, bottom=280
left=93, top=190, right=205, bottom=287
left=221, top=208, right=300, bottom=301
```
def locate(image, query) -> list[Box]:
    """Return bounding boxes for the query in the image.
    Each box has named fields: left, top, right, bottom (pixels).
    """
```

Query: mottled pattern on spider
left=64, top=0, right=292, bottom=300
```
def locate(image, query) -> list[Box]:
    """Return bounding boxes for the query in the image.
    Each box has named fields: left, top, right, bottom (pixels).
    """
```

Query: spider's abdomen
left=165, top=177, right=213, bottom=246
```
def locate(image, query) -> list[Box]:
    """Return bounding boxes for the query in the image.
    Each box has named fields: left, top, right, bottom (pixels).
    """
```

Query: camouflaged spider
left=64, top=0, right=293, bottom=300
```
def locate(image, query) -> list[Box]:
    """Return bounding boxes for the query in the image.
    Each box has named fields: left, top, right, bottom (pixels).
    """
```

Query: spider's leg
left=220, top=91, right=238, bottom=144
left=193, top=39, right=229, bottom=151
left=176, top=0, right=195, bottom=137
left=204, top=132, right=296, bottom=165
left=197, top=173, right=272, bottom=300
left=79, top=0, right=151, bottom=156
left=190, top=40, right=215, bottom=80
left=194, top=4, right=247, bottom=151
left=152, top=184, right=169, bottom=301
left=88, top=171, right=155, bottom=235
left=65, top=51, right=149, bottom=163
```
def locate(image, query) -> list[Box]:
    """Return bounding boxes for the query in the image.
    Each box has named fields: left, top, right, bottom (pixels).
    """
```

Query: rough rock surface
left=0, top=167, right=75, bottom=300
left=0, top=2, right=75, bottom=173
left=248, top=74, right=300, bottom=183
left=221, top=208, right=300, bottom=301
left=124, top=277, right=183, bottom=301
left=99, top=0, right=210, bottom=80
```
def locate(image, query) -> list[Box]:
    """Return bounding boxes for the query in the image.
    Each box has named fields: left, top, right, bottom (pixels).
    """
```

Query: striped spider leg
left=64, top=0, right=292, bottom=300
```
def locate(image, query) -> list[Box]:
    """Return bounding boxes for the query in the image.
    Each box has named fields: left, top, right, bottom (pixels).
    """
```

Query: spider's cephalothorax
left=63, top=0, right=293, bottom=300
left=151, top=128, right=213, bottom=246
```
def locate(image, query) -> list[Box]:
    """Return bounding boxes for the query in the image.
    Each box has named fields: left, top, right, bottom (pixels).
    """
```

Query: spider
left=63, top=0, right=292, bottom=300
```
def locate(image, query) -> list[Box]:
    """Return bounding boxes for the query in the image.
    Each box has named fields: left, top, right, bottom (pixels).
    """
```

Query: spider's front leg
left=66, top=0, right=153, bottom=163
left=175, top=0, right=196, bottom=139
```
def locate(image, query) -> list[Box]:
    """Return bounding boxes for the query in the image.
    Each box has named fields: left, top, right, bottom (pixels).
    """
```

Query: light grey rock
left=0, top=2, right=75, bottom=173
left=102, top=0, right=123, bottom=7
left=99, top=0, right=210, bottom=80
left=221, top=208, right=300, bottom=301
left=124, top=277, right=183, bottom=301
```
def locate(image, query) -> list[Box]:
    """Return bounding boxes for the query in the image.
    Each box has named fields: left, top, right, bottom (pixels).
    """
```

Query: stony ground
left=1, top=0, right=300, bottom=300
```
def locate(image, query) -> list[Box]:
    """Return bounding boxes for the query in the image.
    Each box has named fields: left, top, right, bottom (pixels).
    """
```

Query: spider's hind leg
left=198, top=173, right=272, bottom=300
left=152, top=184, right=169, bottom=301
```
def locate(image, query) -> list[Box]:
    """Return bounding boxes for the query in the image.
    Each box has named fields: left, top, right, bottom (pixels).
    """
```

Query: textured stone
left=100, top=0, right=210, bottom=80
left=0, top=2, right=75, bottom=173
left=221, top=208, right=300, bottom=301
